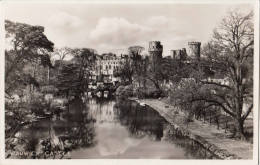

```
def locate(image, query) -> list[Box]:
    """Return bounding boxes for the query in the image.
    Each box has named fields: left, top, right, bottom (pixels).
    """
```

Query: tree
left=72, top=48, right=97, bottom=70
left=55, top=48, right=97, bottom=97
left=209, top=10, right=253, bottom=139
left=144, top=57, right=186, bottom=93
left=56, top=63, right=83, bottom=98
left=128, top=46, right=144, bottom=61
left=171, top=9, right=254, bottom=140
left=52, top=47, right=73, bottom=78
left=72, top=48, right=97, bottom=91
left=5, top=20, right=54, bottom=96
left=114, top=58, right=134, bottom=84
left=53, top=47, right=72, bottom=61
left=128, top=46, right=145, bottom=85
left=5, top=20, right=54, bottom=142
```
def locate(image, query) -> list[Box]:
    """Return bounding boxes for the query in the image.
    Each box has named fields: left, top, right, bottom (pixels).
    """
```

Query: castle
left=88, top=40, right=201, bottom=87
left=148, top=41, right=163, bottom=72
left=170, top=41, right=201, bottom=60
left=187, top=41, right=201, bottom=59
left=149, top=41, right=201, bottom=62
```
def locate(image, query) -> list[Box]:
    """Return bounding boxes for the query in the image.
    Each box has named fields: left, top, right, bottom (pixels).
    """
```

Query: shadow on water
left=19, top=98, right=96, bottom=158
left=17, top=97, right=219, bottom=159
left=114, top=98, right=165, bottom=140
left=114, top=98, right=219, bottom=159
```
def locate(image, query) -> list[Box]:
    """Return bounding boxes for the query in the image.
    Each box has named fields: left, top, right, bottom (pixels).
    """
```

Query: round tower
left=187, top=42, right=201, bottom=59
left=148, top=41, right=163, bottom=72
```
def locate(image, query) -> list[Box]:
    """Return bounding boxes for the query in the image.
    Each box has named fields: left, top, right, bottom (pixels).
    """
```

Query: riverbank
left=131, top=98, right=253, bottom=159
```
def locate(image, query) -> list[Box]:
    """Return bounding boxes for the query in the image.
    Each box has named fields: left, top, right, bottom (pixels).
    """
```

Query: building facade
left=91, top=53, right=128, bottom=85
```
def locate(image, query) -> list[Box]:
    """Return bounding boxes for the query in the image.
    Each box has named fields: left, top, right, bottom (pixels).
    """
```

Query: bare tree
left=171, top=9, right=253, bottom=140
left=210, top=9, right=253, bottom=139
left=53, top=47, right=72, bottom=61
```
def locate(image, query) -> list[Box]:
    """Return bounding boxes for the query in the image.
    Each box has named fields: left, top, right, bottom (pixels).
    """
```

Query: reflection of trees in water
left=114, top=99, right=166, bottom=140
left=22, top=98, right=96, bottom=158
left=115, top=99, right=219, bottom=159
left=86, top=98, right=118, bottom=123
left=62, top=98, right=96, bottom=148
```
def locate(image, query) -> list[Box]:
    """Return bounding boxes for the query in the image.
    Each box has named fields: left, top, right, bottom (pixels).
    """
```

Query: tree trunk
left=47, top=66, right=50, bottom=85
left=233, top=118, right=246, bottom=140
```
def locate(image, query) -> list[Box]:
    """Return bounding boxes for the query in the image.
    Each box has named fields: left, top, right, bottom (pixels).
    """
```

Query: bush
left=115, top=85, right=133, bottom=97
left=29, top=93, right=48, bottom=116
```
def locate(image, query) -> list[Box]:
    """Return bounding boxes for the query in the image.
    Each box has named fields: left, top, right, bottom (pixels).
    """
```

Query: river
left=19, top=97, right=217, bottom=159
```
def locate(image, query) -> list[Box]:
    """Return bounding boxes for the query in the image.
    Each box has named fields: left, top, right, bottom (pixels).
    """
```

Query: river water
left=19, top=97, right=217, bottom=159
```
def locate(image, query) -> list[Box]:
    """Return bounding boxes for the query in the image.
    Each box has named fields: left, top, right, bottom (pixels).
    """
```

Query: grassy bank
left=133, top=98, right=253, bottom=159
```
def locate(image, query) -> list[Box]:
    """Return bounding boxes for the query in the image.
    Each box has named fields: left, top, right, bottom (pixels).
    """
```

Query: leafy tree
left=128, top=46, right=144, bottom=63
left=56, top=63, right=83, bottom=98
left=128, top=46, right=145, bottom=84
left=144, top=57, right=187, bottom=92
left=114, top=58, right=133, bottom=84
left=56, top=48, right=97, bottom=98
left=71, top=48, right=97, bottom=91
left=71, top=48, right=97, bottom=70
left=114, top=46, right=144, bottom=84
left=5, top=20, right=54, bottom=96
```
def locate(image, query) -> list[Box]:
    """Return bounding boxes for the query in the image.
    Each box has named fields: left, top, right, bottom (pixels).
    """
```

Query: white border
left=0, top=0, right=259, bottom=165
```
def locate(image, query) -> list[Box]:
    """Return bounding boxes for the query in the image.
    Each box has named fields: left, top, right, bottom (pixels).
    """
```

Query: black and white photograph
left=1, top=0, right=259, bottom=163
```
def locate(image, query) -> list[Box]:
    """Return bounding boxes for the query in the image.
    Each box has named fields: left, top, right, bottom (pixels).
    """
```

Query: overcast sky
left=4, top=2, right=253, bottom=56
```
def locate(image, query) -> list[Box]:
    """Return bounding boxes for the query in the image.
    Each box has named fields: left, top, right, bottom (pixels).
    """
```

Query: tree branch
left=200, top=80, right=232, bottom=90
left=242, top=103, right=253, bottom=120
left=190, top=98, right=236, bottom=117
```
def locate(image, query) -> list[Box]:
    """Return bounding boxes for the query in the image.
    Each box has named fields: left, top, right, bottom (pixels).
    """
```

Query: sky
left=4, top=2, right=253, bottom=56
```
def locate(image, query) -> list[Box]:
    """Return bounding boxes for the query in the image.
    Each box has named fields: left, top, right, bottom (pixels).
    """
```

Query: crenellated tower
left=148, top=41, right=163, bottom=72
left=171, top=48, right=187, bottom=60
left=187, top=41, right=201, bottom=60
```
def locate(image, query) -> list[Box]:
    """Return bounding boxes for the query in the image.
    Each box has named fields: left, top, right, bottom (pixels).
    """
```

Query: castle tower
left=148, top=41, right=163, bottom=72
left=187, top=42, right=201, bottom=60
left=171, top=48, right=187, bottom=60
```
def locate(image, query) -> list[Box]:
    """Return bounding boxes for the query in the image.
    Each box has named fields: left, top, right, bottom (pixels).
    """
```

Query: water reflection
left=19, top=97, right=218, bottom=159
left=20, top=98, right=96, bottom=158
left=114, top=98, right=166, bottom=140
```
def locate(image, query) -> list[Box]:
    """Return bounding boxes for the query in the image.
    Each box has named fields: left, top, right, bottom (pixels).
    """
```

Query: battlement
left=171, top=48, right=187, bottom=60
left=188, top=41, right=201, bottom=46
left=148, top=41, right=163, bottom=52
left=187, top=41, right=201, bottom=59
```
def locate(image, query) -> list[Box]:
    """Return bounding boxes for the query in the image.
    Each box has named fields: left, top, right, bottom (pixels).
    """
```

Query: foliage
left=5, top=20, right=54, bottom=96
left=114, top=58, right=133, bottom=83
left=115, top=46, right=144, bottom=84
left=56, top=63, right=84, bottom=97
left=171, top=10, right=254, bottom=139
left=115, top=85, right=133, bottom=98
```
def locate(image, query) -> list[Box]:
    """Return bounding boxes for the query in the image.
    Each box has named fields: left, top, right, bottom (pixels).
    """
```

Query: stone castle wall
left=148, top=41, right=163, bottom=72
left=187, top=42, right=201, bottom=59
